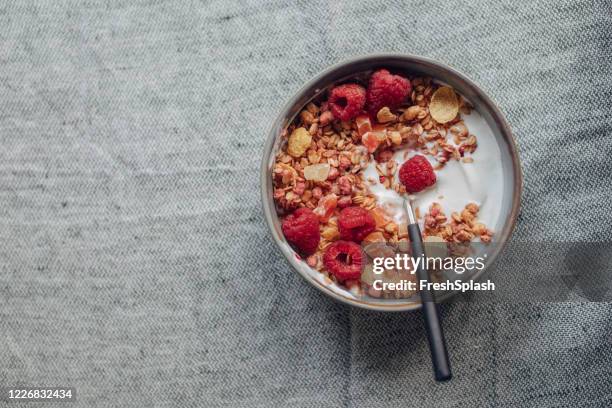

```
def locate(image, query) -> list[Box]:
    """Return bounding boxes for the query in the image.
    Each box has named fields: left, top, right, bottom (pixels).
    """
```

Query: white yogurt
left=363, top=109, right=504, bottom=231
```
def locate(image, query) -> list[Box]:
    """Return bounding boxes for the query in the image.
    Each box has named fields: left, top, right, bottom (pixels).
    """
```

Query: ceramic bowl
left=261, top=54, right=522, bottom=311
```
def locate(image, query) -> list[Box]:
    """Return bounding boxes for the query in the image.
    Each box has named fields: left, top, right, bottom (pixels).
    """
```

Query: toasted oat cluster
left=272, top=70, right=493, bottom=296
left=423, top=202, right=494, bottom=244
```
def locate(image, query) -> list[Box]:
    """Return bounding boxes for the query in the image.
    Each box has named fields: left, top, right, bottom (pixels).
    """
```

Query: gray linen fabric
left=0, top=1, right=611, bottom=407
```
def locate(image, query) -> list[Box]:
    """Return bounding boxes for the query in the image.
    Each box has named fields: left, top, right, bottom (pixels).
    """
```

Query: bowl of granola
left=261, top=54, right=521, bottom=311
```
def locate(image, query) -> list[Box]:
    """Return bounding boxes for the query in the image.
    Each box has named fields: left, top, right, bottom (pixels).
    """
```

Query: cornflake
left=287, top=127, right=312, bottom=157
left=429, top=86, right=459, bottom=124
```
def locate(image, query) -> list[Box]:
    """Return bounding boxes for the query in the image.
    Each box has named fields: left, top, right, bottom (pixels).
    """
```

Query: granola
left=272, top=69, right=494, bottom=298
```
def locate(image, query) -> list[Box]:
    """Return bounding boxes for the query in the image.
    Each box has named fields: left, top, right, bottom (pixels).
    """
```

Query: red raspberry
left=366, top=69, right=412, bottom=116
left=338, top=206, right=376, bottom=242
left=281, top=207, right=320, bottom=255
left=399, top=155, right=437, bottom=193
left=329, top=84, right=366, bottom=121
left=323, top=240, right=364, bottom=281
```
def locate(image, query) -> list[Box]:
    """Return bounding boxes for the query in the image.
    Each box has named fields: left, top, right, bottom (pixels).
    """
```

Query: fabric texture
left=0, top=1, right=611, bottom=407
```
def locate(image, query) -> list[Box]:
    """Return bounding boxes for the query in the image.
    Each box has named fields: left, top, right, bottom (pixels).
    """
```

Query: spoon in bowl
left=404, top=197, right=452, bottom=382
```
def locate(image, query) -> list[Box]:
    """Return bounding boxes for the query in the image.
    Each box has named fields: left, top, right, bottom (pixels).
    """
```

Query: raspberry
left=281, top=207, right=320, bottom=255
left=338, top=206, right=376, bottom=242
left=366, top=69, right=412, bottom=117
left=323, top=240, right=365, bottom=281
left=399, top=155, right=437, bottom=193
left=329, top=84, right=366, bottom=121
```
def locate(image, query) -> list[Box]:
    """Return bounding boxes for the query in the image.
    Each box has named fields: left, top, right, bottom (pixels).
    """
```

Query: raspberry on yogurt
left=323, top=240, right=365, bottom=281
left=338, top=207, right=376, bottom=242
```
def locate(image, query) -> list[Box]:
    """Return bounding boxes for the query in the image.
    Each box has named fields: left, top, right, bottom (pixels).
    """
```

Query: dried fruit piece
left=338, top=206, right=376, bottom=242
left=313, top=193, right=337, bottom=222
left=355, top=114, right=372, bottom=136
left=429, top=86, right=459, bottom=124
left=370, top=208, right=391, bottom=228
left=323, top=240, right=365, bottom=281
left=329, top=83, right=366, bottom=121
left=399, top=155, right=437, bottom=193
left=361, top=130, right=386, bottom=153
left=303, top=163, right=331, bottom=181
left=281, top=208, right=320, bottom=255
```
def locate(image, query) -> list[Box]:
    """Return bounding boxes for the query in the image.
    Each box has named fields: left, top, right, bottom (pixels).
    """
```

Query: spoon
left=404, top=197, right=452, bottom=382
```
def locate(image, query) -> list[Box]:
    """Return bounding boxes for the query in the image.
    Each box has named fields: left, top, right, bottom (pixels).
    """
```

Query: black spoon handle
left=408, top=223, right=452, bottom=382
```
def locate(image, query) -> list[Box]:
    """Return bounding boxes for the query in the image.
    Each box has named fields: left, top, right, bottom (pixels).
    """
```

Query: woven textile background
left=0, top=1, right=611, bottom=407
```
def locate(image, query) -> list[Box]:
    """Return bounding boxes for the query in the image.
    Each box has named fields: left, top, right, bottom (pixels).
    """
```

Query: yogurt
left=363, top=109, right=504, bottom=230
